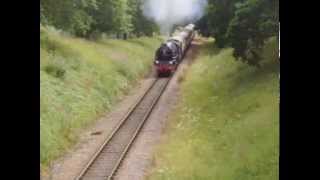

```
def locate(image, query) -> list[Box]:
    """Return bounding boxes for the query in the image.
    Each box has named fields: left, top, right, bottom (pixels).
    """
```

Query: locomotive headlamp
left=169, top=61, right=174, bottom=65
left=155, top=60, right=159, bottom=64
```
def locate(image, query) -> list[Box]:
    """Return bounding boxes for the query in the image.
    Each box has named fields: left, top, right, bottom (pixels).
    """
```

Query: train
left=154, top=24, right=195, bottom=77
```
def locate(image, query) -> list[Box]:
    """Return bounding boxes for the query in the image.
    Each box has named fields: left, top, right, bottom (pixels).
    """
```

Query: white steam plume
left=142, top=0, right=208, bottom=36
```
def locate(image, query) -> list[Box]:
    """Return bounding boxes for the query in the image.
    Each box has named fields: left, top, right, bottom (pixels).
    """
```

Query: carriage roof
left=169, top=36, right=184, bottom=43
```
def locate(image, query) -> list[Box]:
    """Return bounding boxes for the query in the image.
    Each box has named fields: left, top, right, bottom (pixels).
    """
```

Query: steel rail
left=77, top=36, right=195, bottom=180
left=107, top=78, right=169, bottom=180
left=76, top=78, right=170, bottom=180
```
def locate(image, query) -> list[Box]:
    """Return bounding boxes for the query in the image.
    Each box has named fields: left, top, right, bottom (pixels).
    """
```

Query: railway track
left=76, top=78, right=170, bottom=180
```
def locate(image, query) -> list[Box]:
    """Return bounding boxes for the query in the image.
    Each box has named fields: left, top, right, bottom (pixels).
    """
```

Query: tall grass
left=148, top=38, right=279, bottom=180
left=40, top=26, right=162, bottom=169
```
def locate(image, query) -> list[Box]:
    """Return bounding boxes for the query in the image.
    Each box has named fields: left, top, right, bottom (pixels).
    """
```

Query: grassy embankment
left=40, top=26, right=162, bottom=169
left=148, top=37, right=279, bottom=180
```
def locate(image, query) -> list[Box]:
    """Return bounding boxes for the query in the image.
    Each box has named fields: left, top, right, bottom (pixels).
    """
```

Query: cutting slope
left=40, top=26, right=162, bottom=169
left=148, top=37, right=279, bottom=180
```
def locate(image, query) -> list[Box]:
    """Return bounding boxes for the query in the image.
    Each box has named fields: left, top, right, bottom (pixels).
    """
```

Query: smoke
left=142, top=0, right=208, bottom=36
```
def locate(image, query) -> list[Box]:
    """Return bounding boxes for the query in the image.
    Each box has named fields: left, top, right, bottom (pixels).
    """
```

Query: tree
left=40, top=0, right=98, bottom=37
left=40, top=0, right=159, bottom=38
left=198, top=0, right=279, bottom=67
left=226, top=0, right=278, bottom=66
left=129, top=0, right=158, bottom=37
left=199, top=0, right=242, bottom=47
left=87, top=0, right=133, bottom=38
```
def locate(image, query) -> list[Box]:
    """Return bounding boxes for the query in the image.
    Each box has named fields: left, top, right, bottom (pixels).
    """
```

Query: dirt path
left=42, top=38, right=203, bottom=180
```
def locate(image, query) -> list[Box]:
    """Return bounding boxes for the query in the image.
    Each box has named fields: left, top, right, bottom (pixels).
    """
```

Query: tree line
left=197, top=0, right=279, bottom=67
left=40, top=0, right=159, bottom=39
left=41, top=0, right=279, bottom=67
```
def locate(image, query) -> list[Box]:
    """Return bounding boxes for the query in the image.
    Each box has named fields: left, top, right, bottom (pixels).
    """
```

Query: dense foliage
left=40, top=0, right=159, bottom=38
left=40, top=0, right=279, bottom=64
left=197, top=0, right=279, bottom=66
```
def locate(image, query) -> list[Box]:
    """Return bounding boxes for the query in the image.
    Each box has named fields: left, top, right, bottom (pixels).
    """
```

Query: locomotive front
left=154, top=41, right=180, bottom=77
left=154, top=24, right=195, bottom=77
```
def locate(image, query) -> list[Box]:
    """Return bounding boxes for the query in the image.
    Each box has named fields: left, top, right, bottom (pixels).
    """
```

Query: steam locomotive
left=154, top=24, right=195, bottom=77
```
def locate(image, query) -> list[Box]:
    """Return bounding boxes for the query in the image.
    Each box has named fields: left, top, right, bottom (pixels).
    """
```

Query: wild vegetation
left=197, top=0, right=279, bottom=66
left=40, top=0, right=278, bottom=66
left=40, top=0, right=279, bottom=176
left=40, top=26, right=162, bottom=168
left=40, top=0, right=158, bottom=38
left=147, top=37, right=279, bottom=180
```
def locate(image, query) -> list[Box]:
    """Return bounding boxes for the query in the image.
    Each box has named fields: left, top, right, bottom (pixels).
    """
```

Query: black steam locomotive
left=154, top=24, right=195, bottom=77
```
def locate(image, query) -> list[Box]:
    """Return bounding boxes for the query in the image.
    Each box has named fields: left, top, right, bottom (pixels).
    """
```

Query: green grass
left=40, top=26, right=162, bottom=169
left=148, top=37, right=279, bottom=180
